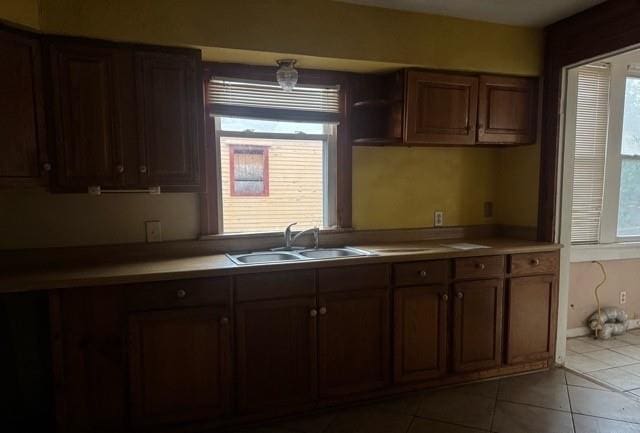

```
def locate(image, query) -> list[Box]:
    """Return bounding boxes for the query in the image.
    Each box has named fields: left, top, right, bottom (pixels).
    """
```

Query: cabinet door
left=318, top=288, right=390, bottom=397
left=394, top=285, right=448, bottom=383
left=235, top=297, right=317, bottom=414
left=136, top=51, right=201, bottom=188
left=505, top=275, right=557, bottom=365
left=452, top=279, right=504, bottom=373
left=128, top=306, right=231, bottom=425
left=49, top=42, right=125, bottom=188
left=477, top=75, right=538, bottom=144
left=0, top=29, right=47, bottom=184
left=54, top=287, right=127, bottom=433
left=405, top=71, right=478, bottom=145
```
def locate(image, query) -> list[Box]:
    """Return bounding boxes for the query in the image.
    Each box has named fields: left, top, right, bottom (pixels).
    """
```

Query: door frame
left=542, top=0, right=640, bottom=364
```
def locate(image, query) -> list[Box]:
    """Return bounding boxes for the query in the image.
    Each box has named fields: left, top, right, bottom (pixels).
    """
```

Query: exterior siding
left=220, top=136, right=323, bottom=233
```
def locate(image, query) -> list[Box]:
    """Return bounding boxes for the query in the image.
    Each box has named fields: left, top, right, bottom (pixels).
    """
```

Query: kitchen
left=1, top=1, right=639, bottom=433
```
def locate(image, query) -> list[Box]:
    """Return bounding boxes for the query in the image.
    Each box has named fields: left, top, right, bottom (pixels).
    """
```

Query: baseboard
left=567, top=319, right=640, bottom=338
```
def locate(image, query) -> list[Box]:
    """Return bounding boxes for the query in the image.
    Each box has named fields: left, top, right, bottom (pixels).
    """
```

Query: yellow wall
left=353, top=147, right=498, bottom=229
left=0, top=1, right=542, bottom=249
left=38, top=0, right=543, bottom=76
left=0, top=0, right=40, bottom=29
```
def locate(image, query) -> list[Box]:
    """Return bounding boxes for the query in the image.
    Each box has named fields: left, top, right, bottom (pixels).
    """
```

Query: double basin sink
left=227, top=247, right=375, bottom=265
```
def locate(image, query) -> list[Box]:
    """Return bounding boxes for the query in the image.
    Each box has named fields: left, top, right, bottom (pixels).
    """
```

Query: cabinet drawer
left=318, top=264, right=389, bottom=292
left=235, top=270, right=316, bottom=302
left=126, top=277, right=231, bottom=311
left=510, top=251, right=559, bottom=276
left=454, top=255, right=505, bottom=279
left=393, top=260, right=448, bottom=287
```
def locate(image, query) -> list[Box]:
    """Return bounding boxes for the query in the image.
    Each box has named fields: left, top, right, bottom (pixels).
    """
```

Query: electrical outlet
left=620, top=291, right=627, bottom=305
left=145, top=220, right=162, bottom=242
left=434, top=211, right=444, bottom=227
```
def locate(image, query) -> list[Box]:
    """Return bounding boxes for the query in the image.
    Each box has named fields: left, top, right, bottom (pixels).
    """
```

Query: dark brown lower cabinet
left=318, top=288, right=390, bottom=398
left=54, top=287, right=127, bottom=433
left=128, top=306, right=232, bottom=426
left=452, top=279, right=504, bottom=373
left=394, top=285, right=448, bottom=383
left=235, top=297, right=318, bottom=414
left=505, top=275, right=558, bottom=365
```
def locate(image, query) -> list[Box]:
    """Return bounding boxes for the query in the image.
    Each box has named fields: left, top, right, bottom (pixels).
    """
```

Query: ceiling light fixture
left=276, top=59, right=298, bottom=92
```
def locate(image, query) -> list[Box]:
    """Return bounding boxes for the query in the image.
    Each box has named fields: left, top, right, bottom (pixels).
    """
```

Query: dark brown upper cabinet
left=0, top=28, right=48, bottom=186
left=47, top=38, right=202, bottom=192
left=404, top=70, right=479, bottom=145
left=477, top=75, right=538, bottom=145
left=352, top=69, right=538, bottom=147
left=49, top=42, right=128, bottom=189
left=135, top=51, right=201, bottom=188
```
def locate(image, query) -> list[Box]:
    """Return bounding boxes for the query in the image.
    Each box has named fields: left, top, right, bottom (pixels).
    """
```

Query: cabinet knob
left=310, top=309, right=318, bottom=317
left=457, top=292, right=464, bottom=299
left=139, top=165, right=147, bottom=174
left=531, top=258, right=541, bottom=266
left=176, top=289, right=187, bottom=299
left=42, top=162, right=52, bottom=172
left=442, top=293, right=449, bottom=302
left=476, top=263, right=486, bottom=270
left=220, top=317, right=229, bottom=326
left=116, top=164, right=124, bottom=173
left=419, top=270, right=428, bottom=278
left=319, top=307, right=327, bottom=315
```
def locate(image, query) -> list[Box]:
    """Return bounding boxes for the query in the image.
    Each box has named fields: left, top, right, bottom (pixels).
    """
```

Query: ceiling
left=336, top=0, right=605, bottom=27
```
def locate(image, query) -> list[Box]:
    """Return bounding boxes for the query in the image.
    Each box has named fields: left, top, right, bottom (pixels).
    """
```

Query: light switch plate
left=434, top=211, right=444, bottom=227
left=145, top=220, right=162, bottom=242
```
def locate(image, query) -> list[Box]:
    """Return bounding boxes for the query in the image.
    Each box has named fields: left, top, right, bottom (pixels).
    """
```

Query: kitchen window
left=201, top=64, right=349, bottom=235
left=567, top=58, right=640, bottom=259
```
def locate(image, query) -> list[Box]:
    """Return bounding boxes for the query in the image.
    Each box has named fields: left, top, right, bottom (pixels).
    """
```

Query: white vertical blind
left=571, top=63, right=611, bottom=244
left=208, top=78, right=340, bottom=113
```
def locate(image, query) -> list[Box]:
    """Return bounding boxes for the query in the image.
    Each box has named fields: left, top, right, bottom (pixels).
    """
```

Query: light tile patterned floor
left=237, top=368, right=640, bottom=433
left=566, top=329, right=640, bottom=400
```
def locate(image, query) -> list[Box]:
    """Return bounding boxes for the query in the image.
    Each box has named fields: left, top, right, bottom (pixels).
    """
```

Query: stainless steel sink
left=227, top=247, right=375, bottom=265
left=231, top=251, right=301, bottom=264
left=298, top=247, right=371, bottom=259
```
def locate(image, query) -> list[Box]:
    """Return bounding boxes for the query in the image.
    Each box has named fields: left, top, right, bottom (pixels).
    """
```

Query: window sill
left=570, top=242, right=640, bottom=262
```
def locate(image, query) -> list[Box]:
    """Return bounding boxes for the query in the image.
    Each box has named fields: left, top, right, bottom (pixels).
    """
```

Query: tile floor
left=237, top=368, right=640, bottom=433
left=565, top=329, right=640, bottom=399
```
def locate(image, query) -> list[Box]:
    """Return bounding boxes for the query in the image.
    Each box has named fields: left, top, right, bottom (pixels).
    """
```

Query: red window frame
left=229, top=145, right=269, bottom=196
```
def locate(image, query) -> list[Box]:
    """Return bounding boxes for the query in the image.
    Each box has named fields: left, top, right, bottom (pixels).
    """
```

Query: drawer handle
left=476, top=263, right=486, bottom=270
left=42, top=162, right=52, bottom=172
left=319, top=307, right=327, bottom=315
left=139, top=165, right=148, bottom=174
left=310, top=309, right=318, bottom=317
left=442, top=293, right=449, bottom=302
left=220, top=317, right=229, bottom=326
left=457, top=292, right=464, bottom=299
left=531, top=258, right=541, bottom=266
left=419, top=270, right=428, bottom=278
left=176, top=289, right=187, bottom=299
left=116, top=164, right=124, bottom=173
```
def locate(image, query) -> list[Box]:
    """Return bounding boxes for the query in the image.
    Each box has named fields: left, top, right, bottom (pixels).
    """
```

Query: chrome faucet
left=273, top=222, right=320, bottom=250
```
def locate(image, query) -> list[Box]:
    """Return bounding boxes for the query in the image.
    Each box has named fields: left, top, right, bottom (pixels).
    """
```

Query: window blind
left=207, top=78, right=340, bottom=113
left=571, top=63, right=610, bottom=244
